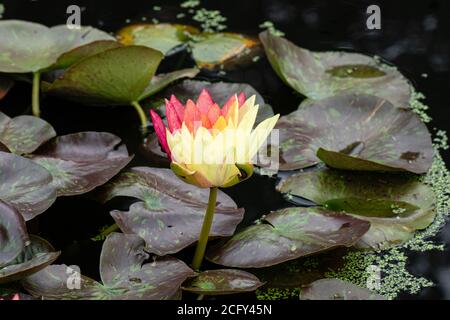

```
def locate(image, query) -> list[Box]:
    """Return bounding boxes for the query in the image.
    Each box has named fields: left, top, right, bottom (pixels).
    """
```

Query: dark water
left=1, top=0, right=449, bottom=299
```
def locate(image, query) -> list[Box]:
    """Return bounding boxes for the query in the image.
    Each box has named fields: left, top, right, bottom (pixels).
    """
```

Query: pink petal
left=196, top=89, right=214, bottom=114
left=222, top=95, right=237, bottom=116
left=165, top=99, right=181, bottom=133
left=184, top=99, right=201, bottom=133
left=170, top=95, right=185, bottom=120
left=149, top=110, right=171, bottom=159
left=237, top=92, right=246, bottom=107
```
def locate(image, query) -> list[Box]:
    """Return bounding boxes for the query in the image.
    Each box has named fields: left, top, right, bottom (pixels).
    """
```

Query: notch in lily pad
left=277, top=169, right=436, bottom=249
left=259, top=31, right=412, bottom=107
left=0, top=20, right=116, bottom=117
left=275, top=93, right=433, bottom=173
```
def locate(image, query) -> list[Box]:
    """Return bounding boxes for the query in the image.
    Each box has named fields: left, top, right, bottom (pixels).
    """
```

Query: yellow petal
left=249, top=114, right=280, bottom=160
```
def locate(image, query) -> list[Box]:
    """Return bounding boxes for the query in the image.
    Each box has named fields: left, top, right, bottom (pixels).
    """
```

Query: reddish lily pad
left=23, top=233, right=194, bottom=300
left=276, top=93, right=433, bottom=173
left=259, top=31, right=411, bottom=107
left=29, top=132, right=133, bottom=197
left=98, top=167, right=244, bottom=255
left=206, top=207, right=369, bottom=268
left=0, top=76, right=14, bottom=100
left=0, top=111, right=56, bottom=155
left=0, top=200, right=28, bottom=266
left=300, top=279, right=385, bottom=300
left=0, top=235, right=60, bottom=284
left=181, top=269, right=264, bottom=295
left=277, top=169, right=435, bottom=249
left=0, top=151, right=56, bottom=220
left=0, top=20, right=114, bottom=73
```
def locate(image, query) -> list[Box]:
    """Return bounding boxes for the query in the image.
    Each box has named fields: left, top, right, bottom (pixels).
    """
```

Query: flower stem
left=131, top=100, right=148, bottom=132
left=191, top=187, right=218, bottom=271
left=32, top=72, right=41, bottom=117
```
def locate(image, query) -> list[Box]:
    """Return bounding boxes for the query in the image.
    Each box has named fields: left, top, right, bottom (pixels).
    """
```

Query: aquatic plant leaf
left=300, top=279, right=385, bottom=300
left=276, top=93, right=433, bottom=173
left=0, top=235, right=60, bottom=284
left=0, top=200, right=28, bottom=266
left=0, top=20, right=114, bottom=73
left=99, top=167, right=244, bottom=255
left=29, top=132, right=133, bottom=196
left=277, top=169, right=435, bottom=249
left=181, top=269, right=264, bottom=295
left=141, top=133, right=171, bottom=166
left=45, top=46, right=164, bottom=105
left=117, top=23, right=199, bottom=55
left=0, top=151, right=56, bottom=220
left=206, top=207, right=369, bottom=268
left=23, top=233, right=194, bottom=300
left=0, top=111, right=56, bottom=155
left=0, top=76, right=14, bottom=100
left=191, top=33, right=260, bottom=70
left=259, top=31, right=411, bottom=107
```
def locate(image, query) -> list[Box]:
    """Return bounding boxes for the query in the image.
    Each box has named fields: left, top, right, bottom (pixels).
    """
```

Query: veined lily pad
left=29, top=132, right=133, bottom=197
left=0, top=235, right=60, bottom=284
left=23, top=233, right=195, bottom=300
left=181, top=269, right=264, bottom=295
left=0, top=20, right=114, bottom=73
left=276, top=93, right=433, bottom=173
left=0, top=200, right=28, bottom=266
left=0, top=151, right=56, bottom=220
left=300, top=279, right=385, bottom=300
left=206, top=207, right=369, bottom=268
left=117, top=23, right=199, bottom=55
left=277, top=169, right=435, bottom=249
left=98, top=167, right=244, bottom=255
left=0, top=111, right=56, bottom=155
left=0, top=76, right=14, bottom=100
left=259, top=31, right=411, bottom=107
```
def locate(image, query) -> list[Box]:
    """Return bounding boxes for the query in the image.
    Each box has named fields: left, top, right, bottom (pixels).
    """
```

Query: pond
left=0, top=0, right=449, bottom=300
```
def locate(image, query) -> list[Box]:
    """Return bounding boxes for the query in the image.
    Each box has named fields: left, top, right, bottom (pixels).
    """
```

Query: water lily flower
left=150, top=89, right=279, bottom=189
left=0, top=293, right=20, bottom=300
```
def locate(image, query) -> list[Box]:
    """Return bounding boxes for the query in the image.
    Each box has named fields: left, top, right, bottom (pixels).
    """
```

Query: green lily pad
left=23, top=233, right=195, bottom=300
left=117, top=23, right=199, bottom=55
left=0, top=111, right=56, bottom=155
left=0, top=200, right=28, bottom=266
left=181, top=269, right=264, bottom=295
left=275, top=93, right=433, bottom=173
left=0, top=76, right=14, bottom=100
left=98, top=167, right=244, bottom=255
left=140, top=68, right=199, bottom=99
left=300, top=279, right=385, bottom=300
left=259, top=31, right=411, bottom=107
left=0, top=20, right=114, bottom=73
left=0, top=235, right=60, bottom=284
left=277, top=169, right=435, bottom=249
left=191, top=32, right=260, bottom=70
left=0, top=151, right=56, bottom=220
left=206, top=207, right=369, bottom=268
left=29, top=132, right=133, bottom=196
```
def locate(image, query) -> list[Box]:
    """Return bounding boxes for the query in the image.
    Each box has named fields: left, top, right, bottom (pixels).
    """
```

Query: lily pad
left=259, top=31, right=411, bottom=107
left=275, top=93, right=433, bottom=173
left=29, top=132, right=133, bottom=196
left=0, top=76, right=14, bottom=100
left=0, top=235, right=60, bottom=284
left=277, top=169, right=435, bottom=249
left=23, top=233, right=194, bottom=300
left=0, top=151, right=56, bottom=220
left=181, top=269, right=264, bottom=295
left=0, top=111, right=56, bottom=154
left=206, top=207, right=369, bottom=268
left=117, top=23, right=199, bottom=55
left=0, top=200, right=28, bottom=266
left=300, top=279, right=385, bottom=300
left=0, top=20, right=114, bottom=73
left=140, top=68, right=199, bottom=99
left=98, top=167, right=244, bottom=255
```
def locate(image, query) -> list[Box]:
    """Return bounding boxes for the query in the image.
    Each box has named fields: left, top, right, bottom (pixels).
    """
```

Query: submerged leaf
left=277, top=169, right=435, bottom=249
left=276, top=93, right=433, bottom=173
left=0, top=200, right=28, bottom=266
left=0, top=111, right=56, bottom=155
left=29, top=132, right=133, bottom=196
left=182, top=269, right=264, bottom=295
left=0, top=151, right=56, bottom=220
left=300, top=279, right=385, bottom=300
left=259, top=31, right=411, bottom=107
left=98, top=167, right=244, bottom=255
left=206, top=207, right=369, bottom=268
left=0, top=20, right=114, bottom=73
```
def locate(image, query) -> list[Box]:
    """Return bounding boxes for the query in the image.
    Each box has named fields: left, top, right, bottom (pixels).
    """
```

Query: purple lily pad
left=300, top=279, right=385, bottom=300
left=0, top=200, right=28, bottom=266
